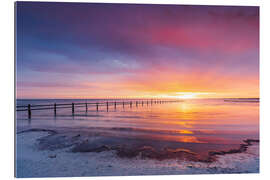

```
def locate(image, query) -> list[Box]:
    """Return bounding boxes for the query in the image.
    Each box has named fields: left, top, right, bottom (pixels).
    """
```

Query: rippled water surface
left=16, top=98, right=259, bottom=156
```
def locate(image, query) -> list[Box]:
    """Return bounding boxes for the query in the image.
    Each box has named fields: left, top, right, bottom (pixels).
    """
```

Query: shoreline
left=16, top=129, right=259, bottom=177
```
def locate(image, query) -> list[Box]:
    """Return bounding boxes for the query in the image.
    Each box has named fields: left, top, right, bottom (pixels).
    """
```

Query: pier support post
left=136, top=101, right=138, bottom=107
left=130, top=101, right=132, bottom=108
left=106, top=102, right=109, bottom=112
left=114, top=102, right=117, bottom=110
left=123, top=102, right=125, bottom=108
left=54, top=103, right=56, bottom=116
left=142, top=101, right=144, bottom=106
left=28, top=104, right=31, bottom=119
left=72, top=103, right=74, bottom=115
left=96, top=102, right=99, bottom=112
left=85, top=103, right=88, bottom=112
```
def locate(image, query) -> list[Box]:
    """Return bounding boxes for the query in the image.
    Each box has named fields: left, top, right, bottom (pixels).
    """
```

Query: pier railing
left=16, top=99, right=181, bottom=119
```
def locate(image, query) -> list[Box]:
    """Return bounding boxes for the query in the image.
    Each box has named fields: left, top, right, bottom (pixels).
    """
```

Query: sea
left=16, top=98, right=259, bottom=158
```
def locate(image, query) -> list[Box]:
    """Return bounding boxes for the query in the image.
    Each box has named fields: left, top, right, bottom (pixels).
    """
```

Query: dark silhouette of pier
left=16, top=99, right=181, bottom=119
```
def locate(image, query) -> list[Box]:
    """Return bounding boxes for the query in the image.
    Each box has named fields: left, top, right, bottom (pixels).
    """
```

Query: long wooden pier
left=16, top=99, right=181, bottom=119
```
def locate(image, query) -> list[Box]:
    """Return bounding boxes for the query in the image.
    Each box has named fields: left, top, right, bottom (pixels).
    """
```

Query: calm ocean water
left=16, top=98, right=259, bottom=156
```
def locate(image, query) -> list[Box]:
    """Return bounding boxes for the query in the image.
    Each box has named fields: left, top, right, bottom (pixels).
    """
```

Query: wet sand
left=16, top=129, right=259, bottom=177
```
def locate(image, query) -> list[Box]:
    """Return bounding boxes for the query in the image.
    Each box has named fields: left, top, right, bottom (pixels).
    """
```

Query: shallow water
left=16, top=98, right=259, bottom=157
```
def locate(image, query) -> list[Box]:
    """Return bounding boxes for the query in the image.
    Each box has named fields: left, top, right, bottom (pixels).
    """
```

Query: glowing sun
left=177, top=93, right=196, bottom=99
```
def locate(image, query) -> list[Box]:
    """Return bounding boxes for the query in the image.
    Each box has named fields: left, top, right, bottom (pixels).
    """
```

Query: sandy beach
left=16, top=129, right=259, bottom=178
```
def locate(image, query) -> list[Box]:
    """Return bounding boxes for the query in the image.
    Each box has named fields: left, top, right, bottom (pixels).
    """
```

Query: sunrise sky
left=16, top=2, right=259, bottom=99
